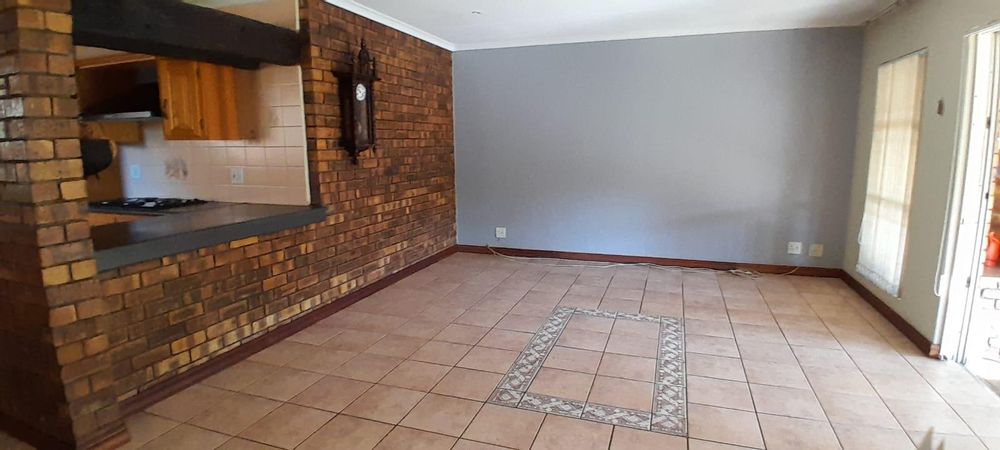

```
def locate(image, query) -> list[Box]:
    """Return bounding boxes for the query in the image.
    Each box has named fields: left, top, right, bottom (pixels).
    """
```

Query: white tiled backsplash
left=119, top=64, right=310, bottom=206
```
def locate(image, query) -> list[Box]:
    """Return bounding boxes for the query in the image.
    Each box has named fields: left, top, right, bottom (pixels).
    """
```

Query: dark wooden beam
left=71, top=0, right=301, bottom=70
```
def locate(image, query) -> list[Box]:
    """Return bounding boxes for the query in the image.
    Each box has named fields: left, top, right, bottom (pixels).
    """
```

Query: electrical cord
left=484, top=245, right=801, bottom=279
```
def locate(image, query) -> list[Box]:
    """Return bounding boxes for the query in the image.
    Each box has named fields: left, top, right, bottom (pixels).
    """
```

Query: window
left=857, top=51, right=927, bottom=297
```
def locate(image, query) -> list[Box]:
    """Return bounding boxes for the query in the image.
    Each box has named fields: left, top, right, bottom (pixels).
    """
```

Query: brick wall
left=97, top=0, right=456, bottom=402
left=0, top=0, right=124, bottom=447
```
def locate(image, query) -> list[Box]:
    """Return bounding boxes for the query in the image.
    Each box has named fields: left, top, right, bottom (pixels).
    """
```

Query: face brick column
left=0, top=0, right=125, bottom=448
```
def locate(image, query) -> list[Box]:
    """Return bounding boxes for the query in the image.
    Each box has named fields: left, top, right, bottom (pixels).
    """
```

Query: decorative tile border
left=488, top=306, right=688, bottom=436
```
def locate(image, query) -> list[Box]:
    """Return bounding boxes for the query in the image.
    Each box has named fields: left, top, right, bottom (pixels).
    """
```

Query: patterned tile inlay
left=488, top=307, right=688, bottom=436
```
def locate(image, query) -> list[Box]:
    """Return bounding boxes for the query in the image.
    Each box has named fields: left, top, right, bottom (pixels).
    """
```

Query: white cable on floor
left=483, top=245, right=800, bottom=279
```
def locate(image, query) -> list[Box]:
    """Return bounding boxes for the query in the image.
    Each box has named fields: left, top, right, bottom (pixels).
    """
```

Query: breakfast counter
left=90, top=202, right=326, bottom=271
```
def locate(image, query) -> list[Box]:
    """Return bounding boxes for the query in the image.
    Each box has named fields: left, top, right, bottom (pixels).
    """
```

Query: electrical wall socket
left=128, top=164, right=141, bottom=180
left=787, top=241, right=803, bottom=255
left=495, top=227, right=507, bottom=239
left=809, top=244, right=825, bottom=258
left=230, top=167, right=245, bottom=185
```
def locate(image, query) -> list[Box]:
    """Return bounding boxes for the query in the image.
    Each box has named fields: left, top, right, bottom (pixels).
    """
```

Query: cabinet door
left=157, top=59, right=206, bottom=140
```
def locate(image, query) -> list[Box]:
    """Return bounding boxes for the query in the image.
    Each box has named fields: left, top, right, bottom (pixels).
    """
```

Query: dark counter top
left=92, top=202, right=327, bottom=271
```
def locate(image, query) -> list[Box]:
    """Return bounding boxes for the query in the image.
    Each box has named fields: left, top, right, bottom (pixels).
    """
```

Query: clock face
left=355, top=83, right=367, bottom=102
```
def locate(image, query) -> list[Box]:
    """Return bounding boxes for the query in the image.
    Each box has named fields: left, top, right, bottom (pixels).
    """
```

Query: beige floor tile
left=833, top=424, right=916, bottom=450
left=687, top=438, right=759, bottom=449
left=543, top=346, right=603, bottom=374
left=742, top=360, right=810, bottom=389
left=496, top=313, right=547, bottom=333
left=410, top=340, right=472, bottom=366
left=791, top=346, right=855, bottom=369
left=641, top=301, right=684, bottom=317
left=952, top=404, right=1000, bottom=438
left=865, top=372, right=946, bottom=402
left=531, top=414, right=613, bottom=450
left=240, top=366, right=323, bottom=401
left=286, top=347, right=358, bottom=374
left=782, top=327, right=842, bottom=349
left=456, top=346, right=520, bottom=373
left=478, top=329, right=534, bottom=351
left=884, top=398, right=974, bottom=435
left=685, top=305, right=730, bottom=321
left=415, top=306, right=467, bottom=324
left=216, top=438, right=281, bottom=450
left=202, top=361, right=278, bottom=391
left=727, top=310, right=777, bottom=327
left=748, top=384, right=825, bottom=420
left=146, top=384, right=232, bottom=422
left=330, top=353, right=404, bottom=383
left=556, top=329, right=610, bottom=352
left=528, top=367, right=595, bottom=402
left=587, top=376, right=652, bottom=411
left=596, top=353, right=656, bottom=381
left=566, top=315, right=615, bottom=334
left=435, top=324, right=490, bottom=345
left=816, top=391, right=899, bottom=429
left=599, top=299, right=642, bottom=314
left=559, top=294, right=603, bottom=309
left=452, top=439, right=509, bottom=449
left=801, top=365, right=878, bottom=397
left=608, top=426, right=686, bottom=449
left=141, top=424, right=229, bottom=450
left=686, top=353, right=746, bottom=382
left=400, top=393, right=483, bottom=437
left=732, top=323, right=786, bottom=344
left=687, top=335, right=740, bottom=358
left=463, top=403, right=544, bottom=449
left=605, top=333, right=658, bottom=358
left=455, top=309, right=506, bottom=328
left=510, top=301, right=558, bottom=317
left=298, top=415, right=392, bottom=450
left=687, top=375, right=754, bottom=411
left=758, top=413, right=840, bottom=450
left=249, top=341, right=318, bottom=366
left=323, top=329, right=386, bottom=352
left=685, top=319, right=735, bottom=338
left=365, top=335, right=428, bottom=359
left=391, top=320, right=448, bottom=340
left=431, top=368, right=504, bottom=401
left=238, top=404, right=334, bottom=449
left=123, top=412, right=179, bottom=449
left=380, top=360, right=451, bottom=391
left=736, top=341, right=796, bottom=364
left=288, top=324, right=344, bottom=345
left=687, top=404, right=764, bottom=449
left=374, top=427, right=457, bottom=450
left=906, top=430, right=987, bottom=450
left=342, top=384, right=426, bottom=424
left=188, top=392, right=281, bottom=435
left=290, top=375, right=373, bottom=412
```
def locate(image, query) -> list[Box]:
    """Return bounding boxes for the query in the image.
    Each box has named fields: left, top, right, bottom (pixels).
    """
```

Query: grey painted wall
left=454, top=28, right=863, bottom=268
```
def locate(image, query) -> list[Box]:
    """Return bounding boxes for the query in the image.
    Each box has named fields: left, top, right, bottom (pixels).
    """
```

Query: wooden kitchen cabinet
left=157, top=58, right=258, bottom=140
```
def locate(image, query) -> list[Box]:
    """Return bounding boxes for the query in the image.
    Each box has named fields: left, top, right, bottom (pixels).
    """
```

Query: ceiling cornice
left=323, top=0, right=456, bottom=51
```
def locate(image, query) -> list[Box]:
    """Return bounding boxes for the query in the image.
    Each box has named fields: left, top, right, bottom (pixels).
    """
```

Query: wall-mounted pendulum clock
left=335, top=39, right=379, bottom=164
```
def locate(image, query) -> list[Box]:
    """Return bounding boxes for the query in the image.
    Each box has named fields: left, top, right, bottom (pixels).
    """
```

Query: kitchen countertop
left=91, top=202, right=326, bottom=271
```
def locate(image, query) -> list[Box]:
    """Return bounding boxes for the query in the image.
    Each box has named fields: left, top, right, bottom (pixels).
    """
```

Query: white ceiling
left=326, top=0, right=893, bottom=51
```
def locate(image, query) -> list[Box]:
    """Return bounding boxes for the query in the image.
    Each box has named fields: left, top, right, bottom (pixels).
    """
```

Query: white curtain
left=857, top=52, right=927, bottom=297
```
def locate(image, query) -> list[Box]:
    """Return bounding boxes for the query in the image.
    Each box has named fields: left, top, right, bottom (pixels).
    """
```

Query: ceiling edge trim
left=322, top=0, right=456, bottom=51
left=451, top=23, right=865, bottom=51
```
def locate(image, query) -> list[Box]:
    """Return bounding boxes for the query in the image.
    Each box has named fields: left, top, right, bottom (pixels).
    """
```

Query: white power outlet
left=809, top=244, right=825, bottom=258
left=787, top=241, right=803, bottom=255
left=230, top=167, right=245, bottom=185
left=495, top=227, right=507, bottom=239
left=128, top=164, right=141, bottom=180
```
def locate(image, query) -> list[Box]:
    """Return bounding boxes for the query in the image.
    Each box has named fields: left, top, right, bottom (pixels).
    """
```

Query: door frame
left=939, top=24, right=1000, bottom=362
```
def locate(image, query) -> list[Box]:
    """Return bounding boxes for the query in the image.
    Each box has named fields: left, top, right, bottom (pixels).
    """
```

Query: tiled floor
left=8, top=252, right=1000, bottom=449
